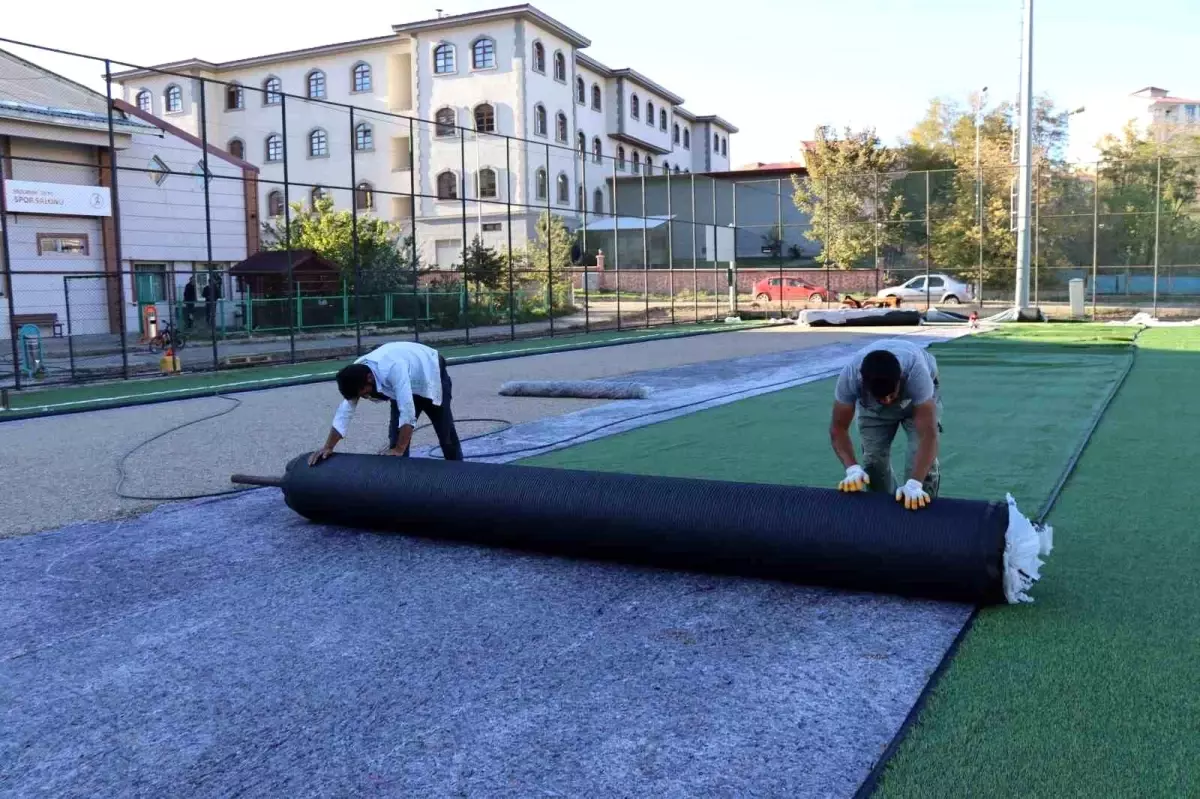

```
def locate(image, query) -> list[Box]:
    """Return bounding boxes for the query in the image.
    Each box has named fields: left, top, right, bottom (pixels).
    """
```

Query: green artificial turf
left=1, top=321, right=764, bottom=418
left=874, top=326, right=1200, bottom=799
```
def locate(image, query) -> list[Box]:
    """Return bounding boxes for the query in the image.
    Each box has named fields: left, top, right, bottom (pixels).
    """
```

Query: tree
left=461, top=234, right=505, bottom=292
left=792, top=126, right=906, bottom=269
left=515, top=212, right=574, bottom=308
left=261, top=195, right=416, bottom=295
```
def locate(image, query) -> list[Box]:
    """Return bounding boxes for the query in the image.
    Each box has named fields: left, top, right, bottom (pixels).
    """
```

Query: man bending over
left=829, top=339, right=942, bottom=510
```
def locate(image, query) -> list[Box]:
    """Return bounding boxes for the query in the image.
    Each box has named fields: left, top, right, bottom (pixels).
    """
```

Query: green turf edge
left=0, top=321, right=773, bottom=421
left=871, top=327, right=1200, bottom=799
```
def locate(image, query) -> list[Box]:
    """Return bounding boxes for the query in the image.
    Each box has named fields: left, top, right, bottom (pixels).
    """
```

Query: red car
left=752, top=277, right=837, bottom=305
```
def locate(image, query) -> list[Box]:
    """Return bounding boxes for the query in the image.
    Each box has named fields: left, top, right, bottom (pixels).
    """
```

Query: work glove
left=896, top=479, right=931, bottom=510
left=838, top=465, right=870, bottom=493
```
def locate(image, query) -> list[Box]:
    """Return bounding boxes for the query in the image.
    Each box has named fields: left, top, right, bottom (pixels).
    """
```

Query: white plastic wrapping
left=1002, top=493, right=1054, bottom=604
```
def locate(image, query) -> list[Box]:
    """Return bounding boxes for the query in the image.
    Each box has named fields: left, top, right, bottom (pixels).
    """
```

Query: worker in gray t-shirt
left=829, top=339, right=942, bottom=510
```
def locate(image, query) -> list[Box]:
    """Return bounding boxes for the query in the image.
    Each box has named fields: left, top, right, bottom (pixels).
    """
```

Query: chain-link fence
left=3, top=37, right=1199, bottom=391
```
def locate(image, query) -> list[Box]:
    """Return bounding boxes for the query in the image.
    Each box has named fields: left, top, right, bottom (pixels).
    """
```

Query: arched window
left=555, top=111, right=568, bottom=142
left=647, top=101, right=655, bottom=126
left=136, top=90, right=151, bottom=112
left=577, top=185, right=585, bottom=212
left=227, top=138, right=245, bottom=159
left=307, top=70, right=326, bottom=99
left=355, top=122, right=373, bottom=151
left=225, top=83, right=244, bottom=110
left=556, top=173, right=569, bottom=204
left=164, top=85, right=182, bottom=113
left=662, top=161, right=669, bottom=174
left=721, top=137, right=727, bottom=156
left=592, top=137, right=602, bottom=163
left=535, top=168, right=548, bottom=200
left=532, top=42, right=545, bottom=73
left=660, top=109, right=667, bottom=131
left=352, top=62, right=372, bottom=92
left=591, top=84, right=602, bottom=111
left=577, top=132, right=586, bottom=156
left=265, top=134, right=283, bottom=162
left=434, top=43, right=456, bottom=74
left=673, top=165, right=681, bottom=174
left=645, top=154, right=653, bottom=174
left=308, top=128, right=328, bottom=157
left=575, top=77, right=585, bottom=105
left=311, top=186, right=326, bottom=206
left=533, top=104, right=547, bottom=136
left=553, top=51, right=566, bottom=82
left=673, top=123, right=680, bottom=144
left=593, top=188, right=604, bottom=214
left=472, top=37, right=495, bottom=70
left=267, top=190, right=284, bottom=217
left=477, top=168, right=498, bottom=199
left=437, top=171, right=458, bottom=200
left=474, top=103, right=495, bottom=133
left=632, top=150, right=641, bottom=174
left=713, top=132, right=719, bottom=151
left=435, top=107, right=457, bottom=137
left=355, top=182, right=374, bottom=210
left=263, top=76, right=282, bottom=105
left=630, top=94, right=639, bottom=119
left=683, top=128, right=690, bottom=149
left=617, top=146, right=626, bottom=170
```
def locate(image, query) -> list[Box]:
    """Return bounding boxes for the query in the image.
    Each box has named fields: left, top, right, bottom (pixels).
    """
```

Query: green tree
left=261, top=195, right=416, bottom=295
left=792, top=126, right=906, bottom=269
left=461, top=234, right=505, bottom=291
left=515, top=212, right=574, bottom=309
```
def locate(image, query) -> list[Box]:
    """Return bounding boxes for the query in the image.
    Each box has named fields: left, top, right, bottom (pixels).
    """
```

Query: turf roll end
left=1002, top=493, right=1053, bottom=604
left=498, top=380, right=652, bottom=399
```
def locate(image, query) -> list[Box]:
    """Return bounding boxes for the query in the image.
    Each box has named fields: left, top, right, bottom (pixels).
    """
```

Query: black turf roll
left=805, top=310, right=923, bottom=327
left=282, top=454, right=1009, bottom=604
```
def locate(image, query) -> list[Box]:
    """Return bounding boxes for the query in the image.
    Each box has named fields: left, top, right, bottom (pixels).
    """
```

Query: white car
left=876, top=274, right=973, bottom=305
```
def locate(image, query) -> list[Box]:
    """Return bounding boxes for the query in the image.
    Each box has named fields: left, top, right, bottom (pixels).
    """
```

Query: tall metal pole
left=1033, top=161, right=1040, bottom=307
left=104, top=60, right=130, bottom=379
left=924, top=170, right=932, bottom=311
left=460, top=133, right=470, bottom=342
left=581, top=143, right=590, bottom=333
left=691, top=172, right=698, bottom=321
left=1091, top=161, right=1099, bottom=319
left=544, top=143, right=553, bottom=336
left=0, top=139, right=19, bottom=390
left=409, top=119, right=419, bottom=342
left=348, top=107, right=362, bottom=355
left=641, top=163, right=649, bottom=328
left=874, top=172, right=882, bottom=295
left=729, top=181, right=737, bottom=316
left=612, top=155, right=620, bottom=330
left=197, top=78, right=218, bottom=371
left=667, top=167, right=675, bottom=325
left=711, top=177, right=718, bottom=321
left=280, top=94, right=296, bottom=362
left=776, top=178, right=784, bottom=318
left=506, top=137, right=515, bottom=340
left=976, top=88, right=987, bottom=308
left=1152, top=155, right=1162, bottom=317
left=1014, top=0, right=1035, bottom=310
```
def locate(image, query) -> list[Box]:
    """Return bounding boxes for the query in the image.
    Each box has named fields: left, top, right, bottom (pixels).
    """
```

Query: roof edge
left=114, top=99, right=259, bottom=172
left=393, top=4, right=591, bottom=48
left=612, top=68, right=685, bottom=106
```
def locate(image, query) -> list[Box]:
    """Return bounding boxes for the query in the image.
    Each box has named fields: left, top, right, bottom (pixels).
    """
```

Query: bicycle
left=148, top=320, right=188, bottom=354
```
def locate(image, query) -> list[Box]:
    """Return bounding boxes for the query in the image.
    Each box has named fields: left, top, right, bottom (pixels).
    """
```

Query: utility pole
left=1013, top=0, right=1035, bottom=311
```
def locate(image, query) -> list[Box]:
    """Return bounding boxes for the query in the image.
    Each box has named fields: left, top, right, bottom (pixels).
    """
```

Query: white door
left=434, top=239, right=462, bottom=269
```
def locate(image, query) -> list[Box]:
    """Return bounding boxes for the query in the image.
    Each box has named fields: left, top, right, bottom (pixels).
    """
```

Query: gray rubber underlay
left=1, top=329, right=976, bottom=798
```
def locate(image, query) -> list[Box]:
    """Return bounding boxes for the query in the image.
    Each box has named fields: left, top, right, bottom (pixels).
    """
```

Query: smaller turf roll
left=498, top=380, right=651, bottom=399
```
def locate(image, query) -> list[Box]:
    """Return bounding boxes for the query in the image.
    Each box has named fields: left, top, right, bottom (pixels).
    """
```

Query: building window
left=533, top=104, right=547, bottom=136
left=713, top=132, right=719, bottom=151
left=631, top=94, right=639, bottom=119
left=307, top=70, right=326, bottom=99
left=577, top=132, right=587, bottom=156
left=352, top=62, right=372, bottom=92
left=136, top=90, right=151, bottom=112
left=436, top=171, right=458, bottom=200
left=474, top=103, right=495, bottom=133
left=632, top=150, right=640, bottom=174
left=472, top=37, right=495, bottom=70
left=355, top=182, right=374, bottom=210
left=164, top=84, right=182, bottom=113
left=535, top=168, right=548, bottom=200
left=477, top=168, right=498, bottom=199
left=263, top=76, right=282, bottom=105
left=721, top=137, right=727, bottom=156
left=225, top=83, right=243, bottom=110
left=673, top=165, right=680, bottom=174
left=591, top=84, right=602, bottom=111
left=355, top=122, right=373, bottom=151
left=147, top=155, right=170, bottom=185
left=683, top=128, right=690, bottom=149
left=265, top=134, right=283, bottom=162
left=556, top=112, right=568, bottom=143
left=577, top=185, right=584, bottom=211
left=592, top=137, right=602, bottom=163
left=309, top=128, right=328, bottom=157
left=36, top=233, right=89, bottom=255
left=434, top=43, right=456, bottom=74
left=532, top=42, right=545, bottom=73
left=435, top=107, right=457, bottom=137
left=575, top=77, right=585, bottom=105
left=556, top=173, right=569, bottom=204
left=228, top=138, right=245, bottom=159
left=311, top=187, right=326, bottom=206
left=647, top=101, right=655, bottom=126
left=673, top=123, right=680, bottom=144
left=617, top=146, right=626, bottom=170
left=660, top=109, right=667, bottom=131
left=593, top=188, right=604, bottom=214
left=645, top=154, right=653, bottom=174
left=662, top=161, right=669, bottom=173
left=482, top=222, right=502, bottom=232
left=267, top=190, right=284, bottom=217
left=553, top=51, right=566, bottom=82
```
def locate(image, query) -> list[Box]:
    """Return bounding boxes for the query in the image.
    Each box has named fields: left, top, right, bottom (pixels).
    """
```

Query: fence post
left=1091, top=161, right=1099, bottom=319
left=104, top=60, right=130, bottom=380
left=924, top=170, right=931, bottom=311
left=1153, top=155, right=1162, bottom=317
left=63, top=277, right=76, bottom=380
left=505, top=137, right=515, bottom=340
left=691, top=171, right=698, bottom=321
left=409, top=118, right=419, bottom=342
left=641, top=162, right=649, bottom=328
left=460, top=129, right=470, bottom=342
left=875, top=171, right=883, bottom=296
left=197, top=77, right=219, bottom=371
left=1033, top=161, right=1040, bottom=307
left=612, top=154, right=621, bottom=331
left=348, top=107, right=362, bottom=356
left=777, top=177, right=784, bottom=317
left=280, top=94, right=296, bottom=363
left=0, top=148, right=18, bottom=390
left=545, top=142, right=553, bottom=337
left=581, top=140, right=590, bottom=333
left=711, top=177, right=718, bottom=321
left=667, top=168, right=675, bottom=325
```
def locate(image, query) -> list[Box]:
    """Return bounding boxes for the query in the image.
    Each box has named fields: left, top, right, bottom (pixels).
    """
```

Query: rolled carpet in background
left=498, top=380, right=651, bottom=399
left=274, top=454, right=1051, bottom=605
left=796, top=309, right=923, bottom=327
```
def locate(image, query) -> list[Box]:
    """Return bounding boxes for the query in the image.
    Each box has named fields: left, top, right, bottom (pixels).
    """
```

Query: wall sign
left=3, top=180, right=113, bottom=217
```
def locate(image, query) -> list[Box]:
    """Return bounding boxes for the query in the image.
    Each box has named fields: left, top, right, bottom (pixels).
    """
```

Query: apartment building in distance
left=1125, top=86, right=1200, bottom=141
left=112, top=4, right=738, bottom=267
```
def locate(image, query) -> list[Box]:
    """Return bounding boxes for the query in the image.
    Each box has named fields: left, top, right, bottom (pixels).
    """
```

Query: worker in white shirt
left=308, top=341, right=463, bottom=466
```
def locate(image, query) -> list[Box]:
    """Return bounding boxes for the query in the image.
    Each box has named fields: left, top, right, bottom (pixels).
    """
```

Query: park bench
left=12, top=313, right=64, bottom=337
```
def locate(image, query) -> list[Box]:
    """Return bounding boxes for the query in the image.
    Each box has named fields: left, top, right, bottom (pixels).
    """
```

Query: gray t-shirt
left=834, top=339, right=938, bottom=411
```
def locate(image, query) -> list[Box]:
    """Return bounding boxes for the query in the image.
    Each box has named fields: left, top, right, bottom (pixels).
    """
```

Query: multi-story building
left=1125, top=86, right=1200, bottom=141
left=112, top=4, right=738, bottom=268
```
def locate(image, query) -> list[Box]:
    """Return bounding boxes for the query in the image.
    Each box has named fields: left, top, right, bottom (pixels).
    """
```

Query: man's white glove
left=895, top=479, right=931, bottom=510
left=838, top=465, right=870, bottom=493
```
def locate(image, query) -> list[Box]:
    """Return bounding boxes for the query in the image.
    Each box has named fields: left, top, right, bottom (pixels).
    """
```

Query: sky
left=3, top=0, right=1197, bottom=164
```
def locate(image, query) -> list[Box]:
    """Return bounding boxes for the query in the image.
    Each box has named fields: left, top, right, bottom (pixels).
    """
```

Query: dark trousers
left=387, top=355, right=463, bottom=460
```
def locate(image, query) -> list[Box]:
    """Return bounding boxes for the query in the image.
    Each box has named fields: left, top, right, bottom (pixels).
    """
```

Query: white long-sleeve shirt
left=330, top=342, right=443, bottom=437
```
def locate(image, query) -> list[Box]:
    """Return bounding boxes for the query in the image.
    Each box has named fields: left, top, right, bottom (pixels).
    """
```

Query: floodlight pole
left=1013, top=0, right=1035, bottom=311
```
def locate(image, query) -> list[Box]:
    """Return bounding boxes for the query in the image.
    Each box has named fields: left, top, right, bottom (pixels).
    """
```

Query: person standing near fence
left=183, top=278, right=196, bottom=330
left=202, top=280, right=216, bottom=328
left=308, top=341, right=463, bottom=466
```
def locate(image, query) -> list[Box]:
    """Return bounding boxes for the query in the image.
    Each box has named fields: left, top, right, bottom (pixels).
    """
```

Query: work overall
left=857, top=377, right=943, bottom=499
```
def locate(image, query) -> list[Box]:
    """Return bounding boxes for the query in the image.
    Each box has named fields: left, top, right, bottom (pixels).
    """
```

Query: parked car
left=875, top=274, right=973, bottom=305
left=752, top=277, right=838, bottom=305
